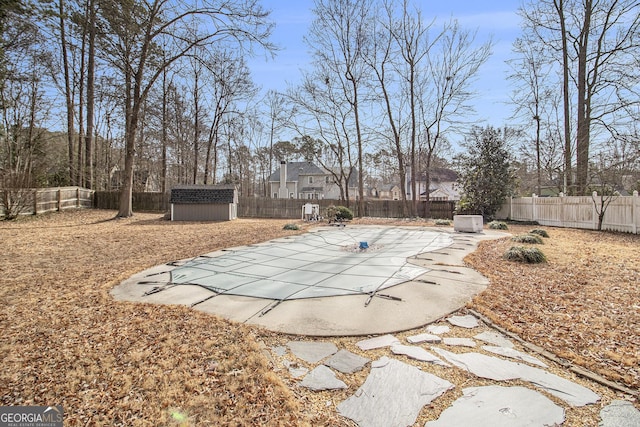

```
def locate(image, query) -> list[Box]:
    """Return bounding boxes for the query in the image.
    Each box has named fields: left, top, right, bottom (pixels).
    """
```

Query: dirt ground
left=0, top=209, right=637, bottom=426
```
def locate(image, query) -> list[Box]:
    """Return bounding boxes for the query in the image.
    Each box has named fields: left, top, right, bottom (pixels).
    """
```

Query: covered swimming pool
left=169, top=226, right=453, bottom=301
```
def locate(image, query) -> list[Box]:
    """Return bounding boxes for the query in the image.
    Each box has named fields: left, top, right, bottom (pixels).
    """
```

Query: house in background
left=268, top=161, right=359, bottom=200
left=324, top=166, right=359, bottom=200
left=407, top=168, right=461, bottom=201
left=268, top=161, right=457, bottom=201
left=374, top=184, right=403, bottom=200
left=269, top=161, right=326, bottom=199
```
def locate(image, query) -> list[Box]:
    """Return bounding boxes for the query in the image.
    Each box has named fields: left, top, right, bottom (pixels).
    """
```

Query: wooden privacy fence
left=236, top=198, right=455, bottom=219
left=93, top=191, right=169, bottom=212
left=93, top=191, right=456, bottom=219
left=1, top=186, right=94, bottom=217
left=496, top=192, right=640, bottom=234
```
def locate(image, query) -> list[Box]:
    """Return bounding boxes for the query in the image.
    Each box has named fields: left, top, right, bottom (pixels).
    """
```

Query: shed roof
left=170, top=185, right=236, bottom=204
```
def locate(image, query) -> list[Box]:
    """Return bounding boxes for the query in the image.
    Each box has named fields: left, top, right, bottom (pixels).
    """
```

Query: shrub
left=504, top=246, right=547, bottom=263
left=434, top=219, right=451, bottom=226
left=327, top=205, right=353, bottom=221
left=511, top=234, right=543, bottom=244
left=283, top=223, right=299, bottom=230
left=488, top=220, right=508, bottom=230
left=529, top=228, right=549, bottom=238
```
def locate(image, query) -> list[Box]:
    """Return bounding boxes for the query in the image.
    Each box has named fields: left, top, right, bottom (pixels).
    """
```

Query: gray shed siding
left=171, top=203, right=236, bottom=221
left=169, top=185, right=238, bottom=221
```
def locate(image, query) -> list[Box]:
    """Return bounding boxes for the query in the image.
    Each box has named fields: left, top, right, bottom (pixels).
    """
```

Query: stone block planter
left=453, top=215, right=483, bottom=233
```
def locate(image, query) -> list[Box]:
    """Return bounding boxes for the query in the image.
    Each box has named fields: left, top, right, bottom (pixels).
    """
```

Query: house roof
left=170, top=185, right=236, bottom=204
left=268, top=161, right=326, bottom=182
left=416, top=168, right=458, bottom=182
left=327, top=166, right=359, bottom=187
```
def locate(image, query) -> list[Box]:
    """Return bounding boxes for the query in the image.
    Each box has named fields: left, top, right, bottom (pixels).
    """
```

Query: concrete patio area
left=112, top=225, right=506, bottom=336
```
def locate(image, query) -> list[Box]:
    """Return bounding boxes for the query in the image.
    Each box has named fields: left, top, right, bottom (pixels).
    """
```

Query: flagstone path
left=263, top=313, right=639, bottom=426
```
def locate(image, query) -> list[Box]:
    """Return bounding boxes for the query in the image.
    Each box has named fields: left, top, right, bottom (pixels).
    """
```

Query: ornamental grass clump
left=283, top=223, right=300, bottom=230
left=488, top=220, right=508, bottom=230
left=504, top=246, right=547, bottom=263
left=529, top=228, right=549, bottom=238
left=434, top=219, right=451, bottom=226
left=511, top=233, right=544, bottom=244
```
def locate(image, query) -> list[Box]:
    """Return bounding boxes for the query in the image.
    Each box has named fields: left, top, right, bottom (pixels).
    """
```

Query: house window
left=289, top=192, right=294, bottom=199
left=325, top=176, right=330, bottom=184
left=307, top=194, right=313, bottom=199
left=273, top=192, right=278, bottom=198
left=309, top=176, right=313, bottom=184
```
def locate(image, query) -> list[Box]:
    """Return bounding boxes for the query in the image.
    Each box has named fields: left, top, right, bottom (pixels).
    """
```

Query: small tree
left=589, top=144, right=632, bottom=231
left=455, top=126, right=518, bottom=220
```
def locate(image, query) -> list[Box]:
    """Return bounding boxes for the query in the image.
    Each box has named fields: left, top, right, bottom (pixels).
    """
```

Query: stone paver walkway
left=263, top=312, right=639, bottom=426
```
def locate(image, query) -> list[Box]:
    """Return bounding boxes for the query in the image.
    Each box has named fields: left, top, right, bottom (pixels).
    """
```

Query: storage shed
left=170, top=185, right=238, bottom=221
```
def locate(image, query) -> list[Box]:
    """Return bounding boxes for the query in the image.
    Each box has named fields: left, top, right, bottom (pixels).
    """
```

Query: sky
left=248, top=0, right=525, bottom=133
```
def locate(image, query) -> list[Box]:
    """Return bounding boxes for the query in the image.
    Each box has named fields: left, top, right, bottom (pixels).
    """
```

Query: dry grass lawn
left=0, top=209, right=637, bottom=426
left=466, top=224, right=640, bottom=390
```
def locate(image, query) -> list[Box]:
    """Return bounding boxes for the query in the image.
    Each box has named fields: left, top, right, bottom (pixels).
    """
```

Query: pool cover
left=170, top=227, right=453, bottom=300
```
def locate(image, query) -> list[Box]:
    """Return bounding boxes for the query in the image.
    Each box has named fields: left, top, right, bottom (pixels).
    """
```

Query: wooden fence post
left=592, top=191, right=599, bottom=231
left=33, top=188, right=38, bottom=214
left=57, top=188, right=62, bottom=211
left=559, top=193, right=565, bottom=228
left=633, top=191, right=638, bottom=234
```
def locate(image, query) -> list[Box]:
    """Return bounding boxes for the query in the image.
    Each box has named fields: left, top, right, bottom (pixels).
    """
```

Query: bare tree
left=84, top=0, right=96, bottom=189
left=417, top=20, right=491, bottom=217
left=508, top=35, right=554, bottom=195
left=96, top=0, right=274, bottom=217
left=521, top=0, right=640, bottom=195
left=52, top=0, right=76, bottom=185
left=200, top=49, right=255, bottom=185
left=389, top=0, right=435, bottom=216
left=367, top=1, right=490, bottom=217
left=286, top=71, right=357, bottom=204
left=263, top=90, right=291, bottom=180
left=305, top=0, right=373, bottom=215
left=589, top=140, right=636, bottom=230
left=363, top=1, right=410, bottom=215
left=0, top=3, right=52, bottom=217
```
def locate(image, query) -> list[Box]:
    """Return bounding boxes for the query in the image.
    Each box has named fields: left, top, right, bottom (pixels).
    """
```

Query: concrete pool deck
left=111, top=225, right=508, bottom=336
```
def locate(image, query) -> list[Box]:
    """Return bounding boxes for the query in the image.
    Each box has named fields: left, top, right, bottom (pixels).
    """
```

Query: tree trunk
left=352, top=79, right=364, bottom=217
left=77, top=11, right=86, bottom=187
left=423, top=167, right=431, bottom=218
left=555, top=0, right=573, bottom=194
left=372, top=54, right=409, bottom=217
left=192, top=70, right=199, bottom=184
left=118, top=67, right=136, bottom=217
left=409, top=65, right=417, bottom=217
left=575, top=0, right=591, bottom=195
left=58, top=0, right=75, bottom=185
left=117, top=61, right=137, bottom=217
left=161, top=66, right=168, bottom=193
left=85, top=0, right=96, bottom=190
left=535, top=114, right=541, bottom=196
